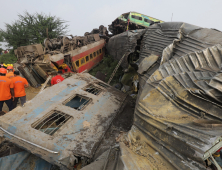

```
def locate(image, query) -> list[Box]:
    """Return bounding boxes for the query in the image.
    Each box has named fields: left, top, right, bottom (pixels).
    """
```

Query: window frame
left=63, top=94, right=92, bottom=111
left=31, top=110, right=73, bottom=136
left=90, top=54, right=93, bottom=60
left=75, top=60, right=80, bottom=68
left=93, top=52, right=96, bottom=58
left=85, top=55, right=89, bottom=62
left=81, top=58, right=86, bottom=65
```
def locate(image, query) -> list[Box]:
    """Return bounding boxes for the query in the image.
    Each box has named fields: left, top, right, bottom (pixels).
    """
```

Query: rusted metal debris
left=14, top=26, right=108, bottom=87
left=0, top=73, right=132, bottom=169
left=105, top=22, right=222, bottom=170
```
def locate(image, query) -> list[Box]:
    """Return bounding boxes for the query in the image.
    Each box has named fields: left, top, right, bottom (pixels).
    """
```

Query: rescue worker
left=51, top=71, right=64, bottom=85
left=3, top=63, right=7, bottom=69
left=0, top=68, right=14, bottom=111
left=6, top=66, right=14, bottom=79
left=0, top=62, right=3, bottom=68
left=12, top=71, right=29, bottom=108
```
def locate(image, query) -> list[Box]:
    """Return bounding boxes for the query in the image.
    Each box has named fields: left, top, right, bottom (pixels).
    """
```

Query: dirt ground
left=2, top=86, right=41, bottom=112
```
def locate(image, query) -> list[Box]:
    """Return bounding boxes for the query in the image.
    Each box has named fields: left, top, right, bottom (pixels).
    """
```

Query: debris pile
left=14, top=26, right=108, bottom=87
left=2, top=12, right=222, bottom=170
left=106, top=22, right=222, bottom=169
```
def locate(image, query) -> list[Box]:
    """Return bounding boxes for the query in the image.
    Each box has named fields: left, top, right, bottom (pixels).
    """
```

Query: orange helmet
left=0, top=68, right=7, bottom=74
left=7, top=66, right=13, bottom=70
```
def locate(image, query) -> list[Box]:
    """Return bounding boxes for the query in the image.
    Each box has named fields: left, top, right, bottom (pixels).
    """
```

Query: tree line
left=0, top=11, right=69, bottom=50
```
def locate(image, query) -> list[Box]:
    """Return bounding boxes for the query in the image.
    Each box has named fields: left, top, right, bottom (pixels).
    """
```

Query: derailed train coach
left=104, top=22, right=222, bottom=169
left=0, top=73, right=130, bottom=169
left=14, top=26, right=107, bottom=87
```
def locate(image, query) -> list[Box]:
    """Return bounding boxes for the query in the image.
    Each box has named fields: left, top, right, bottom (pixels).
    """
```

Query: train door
left=64, top=55, right=76, bottom=72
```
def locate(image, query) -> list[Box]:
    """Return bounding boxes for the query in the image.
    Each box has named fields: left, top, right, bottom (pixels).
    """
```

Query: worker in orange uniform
left=51, top=71, right=64, bottom=85
left=6, top=66, right=14, bottom=79
left=12, top=71, right=29, bottom=108
left=0, top=68, right=14, bottom=111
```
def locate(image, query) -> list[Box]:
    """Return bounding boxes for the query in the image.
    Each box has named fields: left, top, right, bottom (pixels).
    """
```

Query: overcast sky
left=0, top=0, right=221, bottom=48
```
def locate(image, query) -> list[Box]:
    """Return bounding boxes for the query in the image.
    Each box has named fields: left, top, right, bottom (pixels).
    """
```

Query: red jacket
left=51, top=75, right=64, bottom=85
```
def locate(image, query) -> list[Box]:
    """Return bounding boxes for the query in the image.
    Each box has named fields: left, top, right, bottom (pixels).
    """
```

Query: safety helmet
left=7, top=66, right=13, bottom=70
left=0, top=68, right=7, bottom=74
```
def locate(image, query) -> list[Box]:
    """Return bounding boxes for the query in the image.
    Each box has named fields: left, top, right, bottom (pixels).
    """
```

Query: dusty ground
left=2, top=86, right=41, bottom=112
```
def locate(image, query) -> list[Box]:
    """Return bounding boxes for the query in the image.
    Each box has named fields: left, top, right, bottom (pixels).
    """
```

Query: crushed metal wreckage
left=108, top=11, right=163, bottom=35
left=14, top=26, right=108, bottom=87
left=0, top=73, right=133, bottom=169
left=101, top=22, right=222, bottom=170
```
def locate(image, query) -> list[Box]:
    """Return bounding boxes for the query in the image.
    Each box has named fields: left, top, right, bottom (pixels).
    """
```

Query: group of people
left=0, top=63, right=66, bottom=112
left=0, top=50, right=10, bottom=55
left=0, top=66, right=29, bottom=112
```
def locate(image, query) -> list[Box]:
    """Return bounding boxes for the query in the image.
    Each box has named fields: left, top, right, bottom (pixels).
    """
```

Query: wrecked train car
left=15, top=26, right=107, bottom=87
left=104, top=22, right=222, bottom=169
left=109, top=11, right=163, bottom=35
left=0, top=73, right=129, bottom=169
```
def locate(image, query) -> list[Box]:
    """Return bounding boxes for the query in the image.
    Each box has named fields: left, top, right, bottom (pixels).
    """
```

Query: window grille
left=96, top=82, right=109, bottom=88
left=83, top=84, right=102, bottom=95
left=32, top=111, right=72, bottom=136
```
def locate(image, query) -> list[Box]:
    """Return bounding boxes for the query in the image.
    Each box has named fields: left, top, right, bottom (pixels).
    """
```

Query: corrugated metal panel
left=120, top=23, right=222, bottom=170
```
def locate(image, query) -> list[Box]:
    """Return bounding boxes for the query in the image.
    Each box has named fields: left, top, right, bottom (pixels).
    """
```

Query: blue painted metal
left=0, top=151, right=52, bottom=170
left=0, top=73, right=127, bottom=170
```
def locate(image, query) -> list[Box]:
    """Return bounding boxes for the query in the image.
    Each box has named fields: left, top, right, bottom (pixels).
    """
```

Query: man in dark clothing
left=51, top=71, right=65, bottom=85
left=0, top=68, right=14, bottom=111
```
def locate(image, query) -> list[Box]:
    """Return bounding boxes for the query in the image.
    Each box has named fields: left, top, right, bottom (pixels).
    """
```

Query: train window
left=32, top=110, right=72, bottom=136
left=97, top=50, right=99, bottom=55
left=99, top=49, right=102, bottom=53
left=131, top=15, right=142, bottom=21
left=81, top=58, right=85, bottom=65
left=144, top=18, right=153, bottom=23
left=64, top=95, right=91, bottom=111
left=86, top=56, right=89, bottom=62
left=90, top=54, right=93, bottom=60
left=93, top=52, right=96, bottom=57
left=76, top=60, right=80, bottom=67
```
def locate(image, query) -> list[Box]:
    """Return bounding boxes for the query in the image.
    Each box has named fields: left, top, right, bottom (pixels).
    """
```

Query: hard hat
left=7, top=66, right=13, bottom=70
left=0, top=68, right=7, bottom=74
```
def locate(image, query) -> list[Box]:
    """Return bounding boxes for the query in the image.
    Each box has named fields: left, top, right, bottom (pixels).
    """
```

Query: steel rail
left=0, top=126, right=59, bottom=154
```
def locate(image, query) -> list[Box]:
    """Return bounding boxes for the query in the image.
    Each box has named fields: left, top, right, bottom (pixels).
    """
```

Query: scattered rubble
left=106, top=22, right=222, bottom=170
left=14, top=26, right=108, bottom=87
left=2, top=12, right=222, bottom=170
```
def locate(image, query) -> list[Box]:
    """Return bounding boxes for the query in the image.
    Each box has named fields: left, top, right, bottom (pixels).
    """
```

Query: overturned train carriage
left=0, top=73, right=129, bottom=169
left=104, top=22, right=222, bottom=169
left=15, top=27, right=107, bottom=87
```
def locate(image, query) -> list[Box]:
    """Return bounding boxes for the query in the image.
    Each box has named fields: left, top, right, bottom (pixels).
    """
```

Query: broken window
left=90, top=54, right=93, bottom=60
left=32, top=111, right=72, bottom=136
left=64, top=95, right=91, bottom=110
left=83, top=84, right=102, bottom=95
left=131, top=15, right=142, bottom=21
left=99, top=49, right=102, bottom=53
left=81, top=58, right=85, bottom=65
left=96, top=82, right=109, bottom=88
left=144, top=18, right=153, bottom=24
left=93, top=52, right=96, bottom=57
left=76, top=60, right=80, bottom=67
left=86, top=56, right=89, bottom=62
